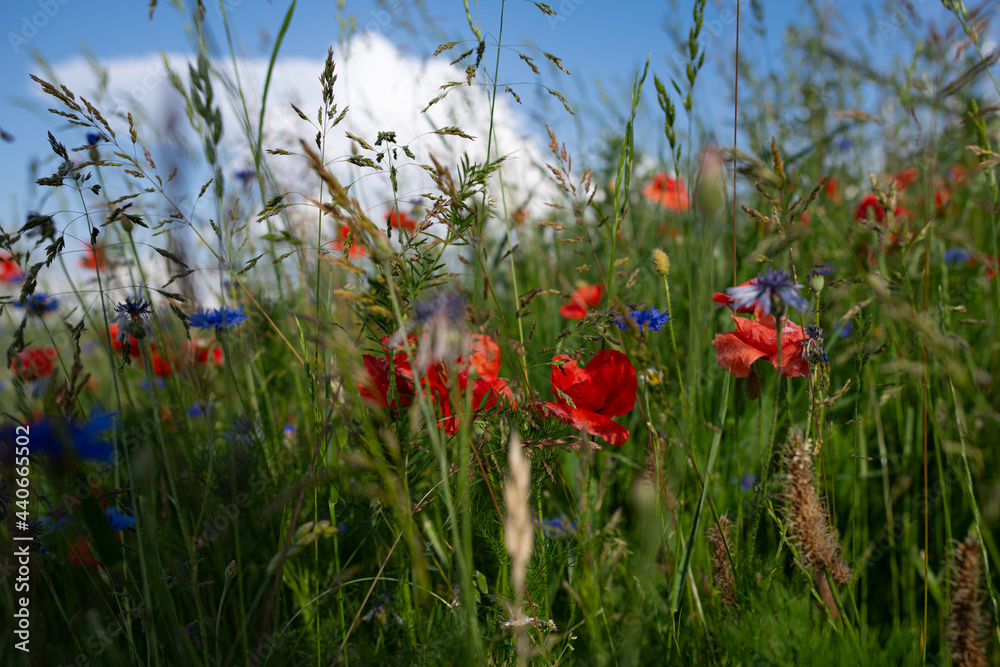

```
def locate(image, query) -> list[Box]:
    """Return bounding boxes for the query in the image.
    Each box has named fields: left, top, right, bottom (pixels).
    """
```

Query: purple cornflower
left=112, top=287, right=155, bottom=346
left=16, top=292, right=59, bottom=316
left=615, top=307, right=671, bottom=332
left=944, top=247, right=971, bottom=264
left=235, top=168, right=256, bottom=184
left=726, top=268, right=809, bottom=315
left=805, top=324, right=827, bottom=364
left=105, top=507, right=136, bottom=533
left=189, top=306, right=248, bottom=332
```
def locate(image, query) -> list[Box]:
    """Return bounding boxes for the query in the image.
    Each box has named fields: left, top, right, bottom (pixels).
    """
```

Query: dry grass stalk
left=781, top=429, right=851, bottom=616
left=947, top=538, right=989, bottom=667
left=707, top=515, right=737, bottom=606
left=504, top=432, right=534, bottom=665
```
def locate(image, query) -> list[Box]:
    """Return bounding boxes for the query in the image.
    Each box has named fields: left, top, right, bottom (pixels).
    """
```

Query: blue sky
left=0, top=0, right=971, bottom=221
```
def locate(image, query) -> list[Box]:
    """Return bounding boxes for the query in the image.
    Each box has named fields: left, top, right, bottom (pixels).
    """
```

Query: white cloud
left=36, top=32, right=560, bottom=308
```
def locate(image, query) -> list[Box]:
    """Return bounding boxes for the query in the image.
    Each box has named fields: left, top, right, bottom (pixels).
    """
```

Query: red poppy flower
left=855, top=194, right=911, bottom=223
left=151, top=352, right=172, bottom=377
left=69, top=537, right=100, bottom=567
left=824, top=177, right=840, bottom=201
left=108, top=323, right=143, bottom=358
left=358, top=353, right=415, bottom=409
left=387, top=209, right=417, bottom=231
left=469, top=333, right=501, bottom=378
left=559, top=284, right=604, bottom=319
left=80, top=243, right=108, bottom=270
left=357, top=332, right=513, bottom=433
left=333, top=225, right=366, bottom=258
left=541, top=349, right=637, bottom=446
left=642, top=173, right=690, bottom=212
left=712, top=278, right=758, bottom=313
left=0, top=253, right=22, bottom=282
left=711, top=308, right=809, bottom=378
left=12, top=347, right=59, bottom=380
left=892, top=167, right=918, bottom=189
left=184, top=339, right=224, bottom=366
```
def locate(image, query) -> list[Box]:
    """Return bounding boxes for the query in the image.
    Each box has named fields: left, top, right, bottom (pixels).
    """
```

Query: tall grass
left=1, top=1, right=998, bottom=665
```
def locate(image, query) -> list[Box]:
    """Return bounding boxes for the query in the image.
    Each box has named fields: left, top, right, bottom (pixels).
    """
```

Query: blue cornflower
left=226, top=417, right=258, bottom=447
left=615, top=307, right=671, bottom=332
left=834, top=138, right=854, bottom=151
left=140, top=378, right=165, bottom=391
left=188, top=400, right=211, bottom=417
left=235, top=168, right=256, bottom=183
left=112, top=287, right=155, bottom=346
left=189, top=306, right=248, bottom=332
left=538, top=516, right=576, bottom=536
left=805, top=324, right=828, bottom=364
left=839, top=321, right=853, bottom=338
left=105, top=507, right=135, bottom=533
left=732, top=473, right=758, bottom=491
left=86, top=132, right=106, bottom=145
left=16, top=292, right=59, bottom=315
left=726, top=268, right=809, bottom=315
left=944, top=247, right=971, bottom=264
left=13, top=412, right=116, bottom=463
left=413, top=291, right=465, bottom=325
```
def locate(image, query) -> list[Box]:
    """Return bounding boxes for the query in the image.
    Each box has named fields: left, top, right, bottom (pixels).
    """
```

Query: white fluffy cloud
left=36, top=32, right=560, bottom=307
left=49, top=32, right=556, bottom=220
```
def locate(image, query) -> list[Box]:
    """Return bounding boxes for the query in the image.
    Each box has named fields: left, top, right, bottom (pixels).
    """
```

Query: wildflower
left=189, top=306, right=248, bottom=332
left=150, top=352, right=172, bottom=377
left=111, top=288, right=155, bottom=347
left=14, top=411, right=116, bottom=462
left=711, top=308, right=810, bottom=378
left=12, top=347, right=59, bottom=380
left=357, top=332, right=514, bottom=434
left=558, top=284, right=603, bottom=319
left=724, top=268, right=809, bottom=315
left=414, top=290, right=465, bottom=325
left=188, top=400, right=211, bottom=417
left=332, top=224, right=366, bottom=258
left=833, top=139, right=854, bottom=151
left=184, top=338, right=224, bottom=366
left=79, top=243, right=107, bottom=270
left=387, top=209, right=417, bottom=231
left=69, top=537, right=99, bottom=567
left=542, top=349, right=637, bottom=446
left=108, top=323, right=142, bottom=358
left=105, top=507, right=135, bottom=533
left=712, top=278, right=758, bottom=313
left=85, top=132, right=106, bottom=145
left=839, top=321, right=853, bottom=338
left=0, top=253, right=22, bottom=282
left=854, top=193, right=910, bottom=223
left=16, top=292, right=59, bottom=316
left=892, top=167, right=919, bottom=189
left=642, top=172, right=690, bottom=211
left=538, top=516, right=576, bottom=537
left=615, top=307, right=671, bottom=332
left=234, top=168, right=256, bottom=184
left=805, top=324, right=827, bottom=364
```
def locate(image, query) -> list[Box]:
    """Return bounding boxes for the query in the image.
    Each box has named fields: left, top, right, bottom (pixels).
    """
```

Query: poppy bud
left=651, top=249, right=670, bottom=277
left=744, top=367, right=761, bottom=401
